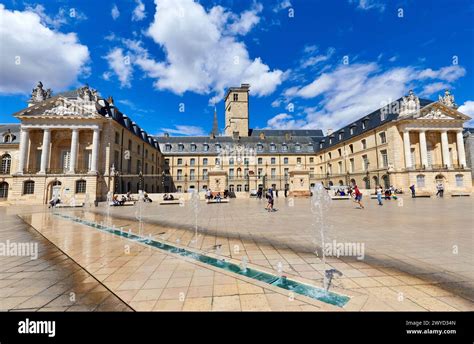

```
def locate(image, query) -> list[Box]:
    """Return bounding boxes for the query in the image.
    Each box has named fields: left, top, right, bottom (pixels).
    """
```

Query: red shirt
left=354, top=187, right=361, bottom=196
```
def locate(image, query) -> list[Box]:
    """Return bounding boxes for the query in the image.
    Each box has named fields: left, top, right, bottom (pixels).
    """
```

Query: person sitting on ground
left=126, top=191, right=132, bottom=201
left=112, top=194, right=120, bottom=206
left=215, top=192, right=222, bottom=203
left=49, top=196, right=61, bottom=208
left=144, top=193, right=152, bottom=203
left=120, top=195, right=126, bottom=205
left=206, top=189, right=212, bottom=200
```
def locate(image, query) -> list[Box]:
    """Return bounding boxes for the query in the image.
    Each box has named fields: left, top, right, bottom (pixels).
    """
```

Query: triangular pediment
left=14, top=96, right=101, bottom=119
left=415, top=102, right=470, bottom=121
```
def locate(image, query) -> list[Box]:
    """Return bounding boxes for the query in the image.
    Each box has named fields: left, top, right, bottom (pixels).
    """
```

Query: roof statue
left=30, top=81, right=52, bottom=103
left=399, top=90, right=420, bottom=117
left=438, top=89, right=457, bottom=109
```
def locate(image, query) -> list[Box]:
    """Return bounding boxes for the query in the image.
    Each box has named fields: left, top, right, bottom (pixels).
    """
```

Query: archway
left=47, top=180, right=62, bottom=203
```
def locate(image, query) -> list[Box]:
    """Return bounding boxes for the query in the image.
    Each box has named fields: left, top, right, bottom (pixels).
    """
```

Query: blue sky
left=1, top=0, right=473, bottom=134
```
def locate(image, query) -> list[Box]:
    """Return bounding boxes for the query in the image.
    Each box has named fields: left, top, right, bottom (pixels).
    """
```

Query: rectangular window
left=338, top=161, right=343, bottom=174
left=271, top=168, right=276, bottom=178
left=284, top=157, right=289, bottom=164
left=23, top=181, right=35, bottom=195
left=379, top=132, right=387, bottom=144
left=233, top=93, right=238, bottom=101
left=309, top=157, right=314, bottom=163
left=350, top=158, right=354, bottom=173
left=416, top=175, right=425, bottom=188
left=203, top=158, right=208, bottom=166
left=361, top=139, right=367, bottom=150
left=380, top=150, right=389, bottom=168
left=190, top=169, right=195, bottom=180
left=455, top=174, right=463, bottom=187
left=271, top=157, right=276, bottom=164
left=258, top=158, right=263, bottom=164
left=362, top=155, right=369, bottom=171
left=76, top=180, right=86, bottom=193
left=190, top=158, right=195, bottom=166
left=297, top=157, right=302, bottom=164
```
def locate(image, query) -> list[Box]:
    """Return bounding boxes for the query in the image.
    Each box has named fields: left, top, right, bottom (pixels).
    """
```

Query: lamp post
left=161, top=170, right=165, bottom=193
left=138, top=171, right=143, bottom=192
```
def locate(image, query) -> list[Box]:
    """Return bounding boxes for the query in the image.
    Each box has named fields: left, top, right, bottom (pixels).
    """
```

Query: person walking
left=353, top=184, right=364, bottom=209
left=376, top=185, right=383, bottom=206
left=284, top=188, right=288, bottom=198
left=265, top=188, right=274, bottom=212
left=409, top=184, right=416, bottom=198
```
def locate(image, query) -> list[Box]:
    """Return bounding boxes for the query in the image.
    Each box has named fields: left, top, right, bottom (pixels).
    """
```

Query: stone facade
left=1, top=84, right=472, bottom=204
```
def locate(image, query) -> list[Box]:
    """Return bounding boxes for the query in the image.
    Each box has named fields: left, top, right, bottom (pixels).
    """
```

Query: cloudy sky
left=0, top=0, right=473, bottom=134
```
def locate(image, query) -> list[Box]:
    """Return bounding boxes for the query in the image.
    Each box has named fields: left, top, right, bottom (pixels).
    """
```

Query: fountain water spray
left=106, top=191, right=113, bottom=226
left=241, top=256, right=249, bottom=273
left=135, top=190, right=145, bottom=237
left=190, top=190, right=200, bottom=246
left=310, top=183, right=332, bottom=291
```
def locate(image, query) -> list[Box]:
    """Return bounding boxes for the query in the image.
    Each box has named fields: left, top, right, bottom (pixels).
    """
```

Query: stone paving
left=0, top=206, right=132, bottom=312
left=2, top=195, right=473, bottom=311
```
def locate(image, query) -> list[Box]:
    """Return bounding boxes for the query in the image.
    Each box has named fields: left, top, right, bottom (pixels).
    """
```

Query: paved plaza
left=1, top=195, right=473, bottom=311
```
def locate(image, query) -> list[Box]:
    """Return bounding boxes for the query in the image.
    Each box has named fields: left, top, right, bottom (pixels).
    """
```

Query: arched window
left=363, top=177, right=370, bottom=189
left=455, top=174, right=463, bottom=187
left=0, top=182, right=8, bottom=198
left=372, top=176, right=378, bottom=187
left=416, top=175, right=425, bottom=188
left=76, top=180, right=86, bottom=193
left=23, top=181, right=35, bottom=195
left=1, top=154, right=11, bottom=174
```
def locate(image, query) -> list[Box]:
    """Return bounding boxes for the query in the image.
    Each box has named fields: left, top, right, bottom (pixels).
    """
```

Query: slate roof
left=0, top=123, right=21, bottom=144
left=313, top=97, right=434, bottom=152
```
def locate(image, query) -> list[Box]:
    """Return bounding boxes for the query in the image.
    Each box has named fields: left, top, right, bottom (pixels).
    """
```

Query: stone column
left=17, top=128, right=30, bottom=174
left=90, top=128, right=100, bottom=174
left=440, top=130, right=451, bottom=168
left=403, top=130, right=412, bottom=169
left=419, top=130, right=428, bottom=169
left=39, top=128, right=51, bottom=174
left=68, top=129, right=79, bottom=174
left=456, top=130, right=467, bottom=168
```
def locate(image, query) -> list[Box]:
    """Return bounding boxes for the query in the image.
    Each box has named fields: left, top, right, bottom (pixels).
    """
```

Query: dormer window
left=3, top=134, right=11, bottom=143
left=319, top=142, right=323, bottom=149
left=270, top=143, right=276, bottom=151
left=380, top=112, right=387, bottom=121
left=295, top=143, right=301, bottom=151
left=178, top=144, right=184, bottom=152
left=338, top=133, right=343, bottom=140
left=329, top=138, right=333, bottom=144
left=203, top=144, right=209, bottom=151
left=362, top=122, right=366, bottom=129
left=215, top=143, right=221, bottom=152
left=165, top=144, right=171, bottom=152
left=350, top=126, right=355, bottom=135
left=191, top=144, right=197, bottom=152
left=282, top=144, right=288, bottom=151
left=257, top=143, right=263, bottom=152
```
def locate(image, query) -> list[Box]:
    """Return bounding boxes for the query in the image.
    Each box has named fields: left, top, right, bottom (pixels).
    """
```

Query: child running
left=353, top=184, right=364, bottom=209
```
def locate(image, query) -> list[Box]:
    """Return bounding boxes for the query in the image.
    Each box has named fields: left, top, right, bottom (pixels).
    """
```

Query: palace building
left=0, top=82, right=472, bottom=204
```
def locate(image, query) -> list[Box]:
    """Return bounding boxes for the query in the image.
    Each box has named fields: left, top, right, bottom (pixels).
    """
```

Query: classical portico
left=16, top=124, right=102, bottom=175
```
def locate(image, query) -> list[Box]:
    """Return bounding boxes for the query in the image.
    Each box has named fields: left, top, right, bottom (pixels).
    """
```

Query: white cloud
left=458, top=101, right=474, bottom=116
left=24, top=4, right=87, bottom=29
left=0, top=4, right=90, bottom=95
left=112, top=0, right=284, bottom=101
left=132, top=0, right=146, bottom=21
left=159, top=125, right=206, bottom=136
left=227, top=3, right=262, bottom=35
left=420, top=82, right=449, bottom=97
left=273, top=0, right=292, bottom=12
left=458, top=101, right=474, bottom=126
left=111, top=4, right=120, bottom=20
left=272, top=62, right=466, bottom=131
left=104, top=48, right=133, bottom=88
left=265, top=113, right=307, bottom=129
left=349, top=0, right=386, bottom=12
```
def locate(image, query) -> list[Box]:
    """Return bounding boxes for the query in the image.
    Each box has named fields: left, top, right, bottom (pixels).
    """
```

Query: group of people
left=111, top=191, right=152, bottom=206
left=205, top=189, right=225, bottom=202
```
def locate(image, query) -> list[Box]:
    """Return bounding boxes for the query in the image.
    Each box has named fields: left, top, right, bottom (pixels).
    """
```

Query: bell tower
left=224, top=84, right=250, bottom=137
